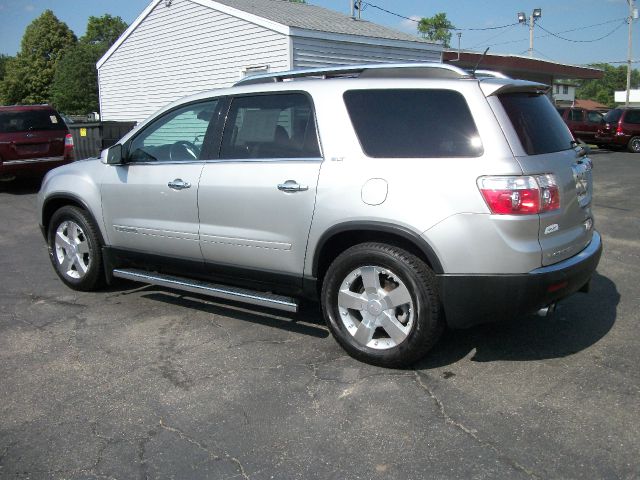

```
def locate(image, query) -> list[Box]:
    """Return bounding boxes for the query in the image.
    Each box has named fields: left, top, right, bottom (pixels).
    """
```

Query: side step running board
left=112, top=268, right=298, bottom=313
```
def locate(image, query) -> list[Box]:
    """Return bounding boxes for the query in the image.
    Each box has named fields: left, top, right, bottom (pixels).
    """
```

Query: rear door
left=197, top=92, right=322, bottom=287
left=494, top=91, right=594, bottom=266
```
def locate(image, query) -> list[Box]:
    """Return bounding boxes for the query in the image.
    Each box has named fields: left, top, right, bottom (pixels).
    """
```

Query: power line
left=361, top=2, right=519, bottom=31
left=469, top=24, right=518, bottom=49
left=536, top=21, right=627, bottom=43
left=473, top=17, right=628, bottom=49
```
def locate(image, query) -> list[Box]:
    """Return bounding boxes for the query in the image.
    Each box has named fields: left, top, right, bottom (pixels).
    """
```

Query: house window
left=563, top=85, right=569, bottom=94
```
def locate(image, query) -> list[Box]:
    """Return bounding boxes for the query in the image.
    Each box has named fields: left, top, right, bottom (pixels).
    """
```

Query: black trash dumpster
left=68, top=121, right=137, bottom=160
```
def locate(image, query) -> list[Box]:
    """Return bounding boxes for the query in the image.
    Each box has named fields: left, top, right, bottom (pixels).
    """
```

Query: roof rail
left=234, top=63, right=471, bottom=86
left=472, top=69, right=511, bottom=79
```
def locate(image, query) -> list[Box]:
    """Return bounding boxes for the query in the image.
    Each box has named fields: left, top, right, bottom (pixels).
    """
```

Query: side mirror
left=106, top=144, right=124, bottom=165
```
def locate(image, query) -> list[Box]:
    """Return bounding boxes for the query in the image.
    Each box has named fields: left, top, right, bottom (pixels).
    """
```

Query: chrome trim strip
left=203, top=157, right=323, bottom=164
left=113, top=225, right=199, bottom=241
left=122, top=157, right=323, bottom=166
left=3, top=156, right=65, bottom=166
left=531, top=231, right=602, bottom=275
left=112, top=268, right=299, bottom=312
left=200, top=233, right=292, bottom=250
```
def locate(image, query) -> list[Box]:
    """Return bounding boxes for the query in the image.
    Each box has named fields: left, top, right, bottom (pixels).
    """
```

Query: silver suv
left=37, top=63, right=602, bottom=367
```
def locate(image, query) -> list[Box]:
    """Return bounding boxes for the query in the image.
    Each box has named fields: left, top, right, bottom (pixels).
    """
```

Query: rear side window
left=343, top=89, right=482, bottom=158
left=0, top=109, right=66, bottom=133
left=569, top=109, right=584, bottom=121
left=624, top=110, right=640, bottom=124
left=344, top=89, right=483, bottom=158
left=220, top=93, right=320, bottom=159
left=498, top=93, right=573, bottom=155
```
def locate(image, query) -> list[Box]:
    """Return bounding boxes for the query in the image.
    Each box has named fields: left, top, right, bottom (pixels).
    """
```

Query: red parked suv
left=595, top=107, right=640, bottom=153
left=556, top=107, right=605, bottom=145
left=0, top=105, right=74, bottom=181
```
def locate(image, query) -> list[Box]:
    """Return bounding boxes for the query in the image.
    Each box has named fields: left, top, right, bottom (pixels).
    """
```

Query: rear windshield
left=0, top=109, right=66, bottom=133
left=603, top=109, right=622, bottom=123
left=343, top=89, right=483, bottom=158
left=498, top=93, right=573, bottom=155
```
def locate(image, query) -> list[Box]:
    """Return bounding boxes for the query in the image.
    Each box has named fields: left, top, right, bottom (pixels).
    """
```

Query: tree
left=576, top=63, right=640, bottom=107
left=83, top=14, right=128, bottom=47
left=0, top=10, right=76, bottom=105
left=0, top=54, right=11, bottom=82
left=50, top=43, right=103, bottom=114
left=50, top=14, right=128, bottom=114
left=417, top=12, right=453, bottom=48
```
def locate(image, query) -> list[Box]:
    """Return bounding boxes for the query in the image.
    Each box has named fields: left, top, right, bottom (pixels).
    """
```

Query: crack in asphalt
left=159, top=419, right=250, bottom=480
left=414, top=370, right=541, bottom=479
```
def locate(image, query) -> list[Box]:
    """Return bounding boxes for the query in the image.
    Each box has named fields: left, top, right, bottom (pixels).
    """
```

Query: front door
left=198, top=93, right=322, bottom=287
left=101, top=100, right=218, bottom=261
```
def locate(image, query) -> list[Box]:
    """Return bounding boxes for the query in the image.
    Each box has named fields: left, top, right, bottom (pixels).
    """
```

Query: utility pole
left=351, top=0, right=362, bottom=20
left=529, top=13, right=534, bottom=57
left=518, top=9, right=542, bottom=58
left=626, top=0, right=637, bottom=107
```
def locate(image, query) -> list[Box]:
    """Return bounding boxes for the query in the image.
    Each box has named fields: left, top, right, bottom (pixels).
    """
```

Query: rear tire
left=321, top=242, right=443, bottom=368
left=627, top=136, right=640, bottom=153
left=48, top=206, right=105, bottom=291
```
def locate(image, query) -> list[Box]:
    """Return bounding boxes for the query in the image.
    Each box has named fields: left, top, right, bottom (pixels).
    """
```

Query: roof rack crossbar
left=234, top=62, right=470, bottom=86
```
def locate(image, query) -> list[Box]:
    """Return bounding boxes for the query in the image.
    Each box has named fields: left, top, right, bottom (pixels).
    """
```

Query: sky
left=0, top=0, right=638, bottom=66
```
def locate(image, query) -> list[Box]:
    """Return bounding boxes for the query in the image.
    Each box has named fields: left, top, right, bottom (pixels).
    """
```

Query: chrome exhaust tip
left=537, top=303, right=556, bottom=317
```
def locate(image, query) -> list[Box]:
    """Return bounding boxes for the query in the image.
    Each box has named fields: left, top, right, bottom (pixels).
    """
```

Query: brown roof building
left=442, top=50, right=603, bottom=85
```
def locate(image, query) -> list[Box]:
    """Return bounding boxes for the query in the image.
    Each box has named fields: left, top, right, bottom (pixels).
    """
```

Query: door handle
left=168, top=178, right=191, bottom=190
left=277, top=180, right=308, bottom=192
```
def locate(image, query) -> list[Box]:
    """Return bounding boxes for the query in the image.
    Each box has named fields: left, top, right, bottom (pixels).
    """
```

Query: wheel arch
left=312, top=222, right=443, bottom=284
left=41, top=194, right=106, bottom=245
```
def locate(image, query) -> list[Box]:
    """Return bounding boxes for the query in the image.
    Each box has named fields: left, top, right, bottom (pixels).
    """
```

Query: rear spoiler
left=479, top=78, right=550, bottom=97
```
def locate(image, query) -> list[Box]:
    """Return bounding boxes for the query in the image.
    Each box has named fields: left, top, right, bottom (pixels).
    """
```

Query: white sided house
left=97, top=0, right=441, bottom=122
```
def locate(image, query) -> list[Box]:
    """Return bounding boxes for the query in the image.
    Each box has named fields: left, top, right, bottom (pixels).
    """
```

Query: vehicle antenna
left=471, top=48, right=490, bottom=78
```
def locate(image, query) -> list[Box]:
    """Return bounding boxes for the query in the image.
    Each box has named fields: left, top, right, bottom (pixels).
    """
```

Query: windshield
left=499, top=93, right=574, bottom=155
left=0, top=110, right=66, bottom=133
left=603, top=109, right=622, bottom=123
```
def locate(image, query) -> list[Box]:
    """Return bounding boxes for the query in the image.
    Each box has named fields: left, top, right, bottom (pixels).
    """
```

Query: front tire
left=48, top=206, right=104, bottom=291
left=321, top=243, right=443, bottom=368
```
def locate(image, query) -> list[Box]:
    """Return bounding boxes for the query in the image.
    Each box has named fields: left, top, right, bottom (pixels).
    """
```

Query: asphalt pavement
left=0, top=150, right=638, bottom=479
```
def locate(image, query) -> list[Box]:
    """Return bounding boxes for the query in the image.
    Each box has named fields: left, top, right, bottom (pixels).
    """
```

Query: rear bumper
left=0, top=156, right=69, bottom=179
left=438, top=231, right=602, bottom=328
left=594, top=133, right=628, bottom=147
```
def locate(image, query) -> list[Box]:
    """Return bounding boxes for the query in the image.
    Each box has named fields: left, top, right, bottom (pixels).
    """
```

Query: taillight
left=478, top=175, right=560, bottom=215
left=616, top=123, right=624, bottom=135
left=64, top=133, right=74, bottom=160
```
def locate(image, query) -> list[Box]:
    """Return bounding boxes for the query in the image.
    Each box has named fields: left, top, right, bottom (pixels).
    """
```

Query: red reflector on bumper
left=547, top=281, right=568, bottom=293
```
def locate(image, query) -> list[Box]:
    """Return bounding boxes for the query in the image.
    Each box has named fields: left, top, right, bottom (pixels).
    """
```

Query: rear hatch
left=491, top=87, right=594, bottom=266
left=598, top=108, right=622, bottom=138
left=0, top=109, right=67, bottom=161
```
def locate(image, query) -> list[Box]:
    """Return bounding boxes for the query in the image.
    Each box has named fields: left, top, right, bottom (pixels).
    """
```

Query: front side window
left=220, top=93, right=320, bottom=159
left=344, top=89, right=483, bottom=158
left=499, top=92, right=574, bottom=155
left=587, top=111, right=603, bottom=123
left=128, top=100, right=218, bottom=162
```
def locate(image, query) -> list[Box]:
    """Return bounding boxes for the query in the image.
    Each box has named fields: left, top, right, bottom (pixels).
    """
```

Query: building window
left=563, top=85, right=569, bottom=94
